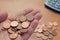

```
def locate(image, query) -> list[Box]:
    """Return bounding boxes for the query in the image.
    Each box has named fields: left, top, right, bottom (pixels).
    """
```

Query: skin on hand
left=0, top=11, right=8, bottom=23
left=0, top=8, right=42, bottom=40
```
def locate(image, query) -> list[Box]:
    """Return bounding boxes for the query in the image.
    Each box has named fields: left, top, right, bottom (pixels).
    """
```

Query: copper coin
left=35, top=33, right=41, bottom=38
left=47, top=28, right=53, bottom=33
left=11, top=27, right=17, bottom=32
left=45, top=23, right=53, bottom=29
left=2, top=20, right=11, bottom=29
left=26, top=14, right=34, bottom=21
left=37, top=28, right=43, bottom=33
left=43, top=25, right=48, bottom=31
left=41, top=35, right=48, bottom=40
left=8, top=28, right=15, bottom=34
left=16, top=30, right=21, bottom=34
left=17, top=24, right=22, bottom=29
left=53, top=22, right=58, bottom=26
left=51, top=31, right=57, bottom=36
left=15, top=35, right=22, bottom=40
left=19, top=16, right=26, bottom=22
left=16, top=17, right=21, bottom=23
left=9, top=33, right=18, bottom=39
left=20, top=29, right=28, bottom=33
left=43, top=31, right=50, bottom=36
left=48, top=34, right=54, bottom=39
left=11, top=21, right=18, bottom=27
left=21, top=21, right=30, bottom=28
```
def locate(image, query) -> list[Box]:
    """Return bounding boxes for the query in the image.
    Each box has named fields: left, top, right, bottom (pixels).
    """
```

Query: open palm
left=0, top=8, right=42, bottom=40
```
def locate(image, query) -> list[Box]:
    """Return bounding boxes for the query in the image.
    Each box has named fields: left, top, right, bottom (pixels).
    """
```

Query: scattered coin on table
left=35, top=33, right=41, bottom=38
left=51, top=31, right=57, bottom=36
left=34, top=22, right=58, bottom=40
left=53, top=22, right=58, bottom=26
left=41, top=35, right=48, bottom=40
left=43, top=31, right=50, bottom=36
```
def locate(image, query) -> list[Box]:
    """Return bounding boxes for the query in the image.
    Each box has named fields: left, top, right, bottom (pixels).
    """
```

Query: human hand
left=0, top=8, right=42, bottom=40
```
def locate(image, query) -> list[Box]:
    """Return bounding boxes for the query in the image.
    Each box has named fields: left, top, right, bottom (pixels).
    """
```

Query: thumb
left=0, top=11, right=8, bottom=23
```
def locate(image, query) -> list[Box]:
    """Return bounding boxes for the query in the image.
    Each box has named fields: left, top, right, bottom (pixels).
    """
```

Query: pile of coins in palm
left=34, top=22, right=58, bottom=40
left=0, top=14, right=34, bottom=40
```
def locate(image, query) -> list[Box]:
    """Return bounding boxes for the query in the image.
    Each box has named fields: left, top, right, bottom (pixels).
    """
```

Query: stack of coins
left=34, top=22, right=58, bottom=40
left=0, top=14, right=34, bottom=40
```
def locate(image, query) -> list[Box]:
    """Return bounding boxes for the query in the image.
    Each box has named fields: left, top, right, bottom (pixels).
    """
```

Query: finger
left=0, top=11, right=8, bottom=23
left=8, top=8, right=33, bottom=21
left=17, top=8, right=33, bottom=16
left=0, top=31, right=5, bottom=40
left=0, top=31, right=10, bottom=40
left=22, top=19, right=39, bottom=40
left=22, top=12, right=42, bottom=40
left=34, top=12, right=42, bottom=21
left=3, top=31, right=11, bottom=40
left=25, top=9, right=40, bottom=16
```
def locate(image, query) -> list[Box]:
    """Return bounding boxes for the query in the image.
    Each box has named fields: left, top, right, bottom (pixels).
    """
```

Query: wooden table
left=0, top=0, right=60, bottom=40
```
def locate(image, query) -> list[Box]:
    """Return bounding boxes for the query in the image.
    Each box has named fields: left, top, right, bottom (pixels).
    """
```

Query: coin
left=8, top=28, right=15, bottom=34
left=2, top=20, right=11, bottom=29
left=34, top=28, right=38, bottom=33
left=43, top=25, right=48, bottom=31
left=16, top=17, right=21, bottom=23
left=47, top=28, right=53, bottom=33
left=11, top=21, right=18, bottom=27
left=51, top=31, right=57, bottom=36
left=19, top=16, right=26, bottom=22
left=47, top=38, right=53, bottom=40
left=43, top=31, right=50, bottom=36
left=35, top=33, right=41, bottom=38
left=21, top=21, right=30, bottom=28
left=48, top=34, right=54, bottom=39
left=26, top=14, right=34, bottom=21
left=16, top=30, right=21, bottom=34
left=46, top=22, right=53, bottom=29
left=37, top=28, right=43, bottom=33
left=11, top=27, right=17, bottom=32
left=53, top=22, right=58, bottom=26
left=20, top=29, right=28, bottom=33
left=34, top=25, right=42, bottom=33
left=15, top=35, right=22, bottom=40
left=52, top=26, right=57, bottom=31
left=17, top=24, right=22, bottom=30
left=37, top=25, right=44, bottom=33
left=41, top=35, right=48, bottom=40
left=9, top=33, right=18, bottom=39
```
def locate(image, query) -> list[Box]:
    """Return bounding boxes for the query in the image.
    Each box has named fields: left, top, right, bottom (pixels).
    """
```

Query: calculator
left=45, top=0, right=60, bottom=12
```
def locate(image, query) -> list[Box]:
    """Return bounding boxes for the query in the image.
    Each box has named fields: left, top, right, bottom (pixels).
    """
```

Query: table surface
left=0, top=0, right=60, bottom=40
